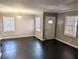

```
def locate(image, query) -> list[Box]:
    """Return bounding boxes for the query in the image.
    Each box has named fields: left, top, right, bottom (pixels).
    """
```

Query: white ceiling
left=0, top=0, right=78, bottom=14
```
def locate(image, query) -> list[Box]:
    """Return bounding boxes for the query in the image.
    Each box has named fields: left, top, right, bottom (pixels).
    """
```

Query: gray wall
left=0, top=13, right=35, bottom=39
left=56, top=11, right=78, bottom=48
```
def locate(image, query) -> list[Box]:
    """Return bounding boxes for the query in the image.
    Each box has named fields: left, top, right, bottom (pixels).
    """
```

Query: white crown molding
left=58, top=9, right=78, bottom=13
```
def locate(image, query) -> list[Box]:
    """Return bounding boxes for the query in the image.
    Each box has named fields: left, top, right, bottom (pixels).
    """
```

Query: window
left=3, top=16, right=15, bottom=32
left=64, top=16, right=78, bottom=37
left=35, top=17, right=40, bottom=32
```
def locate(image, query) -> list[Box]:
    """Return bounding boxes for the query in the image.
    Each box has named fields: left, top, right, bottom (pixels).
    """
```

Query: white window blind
left=3, top=16, right=15, bottom=32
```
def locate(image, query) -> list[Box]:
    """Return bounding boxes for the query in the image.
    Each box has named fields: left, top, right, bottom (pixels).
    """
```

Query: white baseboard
left=1, top=35, right=34, bottom=39
left=1, top=35, right=44, bottom=41
left=56, top=38, right=78, bottom=49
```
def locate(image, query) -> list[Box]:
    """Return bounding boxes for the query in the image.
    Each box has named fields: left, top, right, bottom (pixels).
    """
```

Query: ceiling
left=0, top=0, right=78, bottom=14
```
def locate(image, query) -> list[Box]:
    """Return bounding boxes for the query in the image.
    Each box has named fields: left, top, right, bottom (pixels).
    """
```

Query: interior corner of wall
left=34, top=35, right=43, bottom=41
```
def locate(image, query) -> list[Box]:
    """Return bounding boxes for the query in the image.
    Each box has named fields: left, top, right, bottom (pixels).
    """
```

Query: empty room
left=0, top=0, right=78, bottom=59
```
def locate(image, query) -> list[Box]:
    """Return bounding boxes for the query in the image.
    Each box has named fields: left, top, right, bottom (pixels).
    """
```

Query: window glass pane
left=3, top=16, right=15, bottom=32
left=35, top=17, right=40, bottom=32
left=64, top=16, right=78, bottom=37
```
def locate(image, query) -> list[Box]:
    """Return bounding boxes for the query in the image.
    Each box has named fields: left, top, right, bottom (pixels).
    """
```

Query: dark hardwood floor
left=1, top=36, right=78, bottom=59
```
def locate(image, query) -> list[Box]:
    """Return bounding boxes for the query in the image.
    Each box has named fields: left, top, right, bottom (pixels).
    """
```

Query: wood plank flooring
left=1, top=36, right=78, bottom=59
